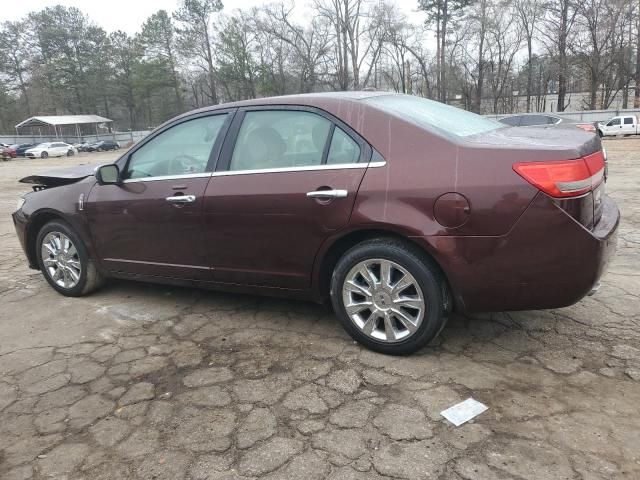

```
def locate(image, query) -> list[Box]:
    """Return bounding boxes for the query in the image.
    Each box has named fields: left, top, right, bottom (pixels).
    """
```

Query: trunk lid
left=465, top=125, right=601, bottom=159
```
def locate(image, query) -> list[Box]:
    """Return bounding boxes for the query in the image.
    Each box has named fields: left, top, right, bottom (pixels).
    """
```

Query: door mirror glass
left=96, top=164, right=120, bottom=185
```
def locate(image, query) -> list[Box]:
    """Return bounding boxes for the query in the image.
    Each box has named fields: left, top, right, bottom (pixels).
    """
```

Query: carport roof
left=15, top=115, right=112, bottom=129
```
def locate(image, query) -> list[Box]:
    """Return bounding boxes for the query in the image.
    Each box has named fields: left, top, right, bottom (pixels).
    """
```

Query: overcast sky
left=8, top=0, right=425, bottom=33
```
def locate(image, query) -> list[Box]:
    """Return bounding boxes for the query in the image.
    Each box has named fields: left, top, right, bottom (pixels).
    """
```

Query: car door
left=85, top=111, right=233, bottom=280
left=203, top=107, right=374, bottom=289
left=603, top=117, right=621, bottom=135
left=621, top=116, right=635, bottom=135
left=51, top=143, right=64, bottom=156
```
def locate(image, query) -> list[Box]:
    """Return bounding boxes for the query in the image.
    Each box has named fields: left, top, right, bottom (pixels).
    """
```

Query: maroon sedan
left=2, top=145, right=17, bottom=160
left=12, top=93, right=618, bottom=354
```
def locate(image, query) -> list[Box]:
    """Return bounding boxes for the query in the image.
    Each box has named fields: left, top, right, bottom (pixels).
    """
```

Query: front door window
left=125, top=114, right=228, bottom=180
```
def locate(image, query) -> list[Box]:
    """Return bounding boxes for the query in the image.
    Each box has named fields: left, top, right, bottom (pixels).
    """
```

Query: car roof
left=180, top=91, right=392, bottom=115
left=156, top=91, right=397, bottom=133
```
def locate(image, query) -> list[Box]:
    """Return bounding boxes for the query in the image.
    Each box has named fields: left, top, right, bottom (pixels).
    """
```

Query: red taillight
left=513, top=151, right=605, bottom=198
left=576, top=123, right=596, bottom=132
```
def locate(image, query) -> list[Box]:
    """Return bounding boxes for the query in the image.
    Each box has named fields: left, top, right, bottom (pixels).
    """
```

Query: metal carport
left=14, top=115, right=113, bottom=141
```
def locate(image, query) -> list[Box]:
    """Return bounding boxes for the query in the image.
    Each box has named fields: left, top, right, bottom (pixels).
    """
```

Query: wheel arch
left=313, top=227, right=456, bottom=311
left=25, top=210, right=74, bottom=269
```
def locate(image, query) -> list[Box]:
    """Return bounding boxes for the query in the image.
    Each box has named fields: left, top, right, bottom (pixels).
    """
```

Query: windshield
left=364, top=94, right=503, bottom=138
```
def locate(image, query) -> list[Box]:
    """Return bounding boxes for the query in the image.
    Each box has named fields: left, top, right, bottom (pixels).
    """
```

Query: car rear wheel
left=330, top=238, right=447, bottom=355
left=41, top=151, right=48, bottom=159
left=36, top=221, right=104, bottom=297
left=67, top=149, right=74, bottom=156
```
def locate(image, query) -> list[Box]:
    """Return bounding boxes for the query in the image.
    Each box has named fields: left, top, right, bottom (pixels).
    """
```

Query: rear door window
left=230, top=110, right=332, bottom=171
left=326, top=127, right=361, bottom=164
left=624, top=117, right=634, bottom=125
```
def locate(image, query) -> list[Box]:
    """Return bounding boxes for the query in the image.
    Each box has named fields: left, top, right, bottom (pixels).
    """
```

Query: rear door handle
left=306, top=189, right=348, bottom=199
left=166, top=195, right=196, bottom=204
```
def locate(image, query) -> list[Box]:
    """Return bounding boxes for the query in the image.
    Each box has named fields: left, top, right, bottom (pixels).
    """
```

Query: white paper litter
left=440, top=398, right=488, bottom=427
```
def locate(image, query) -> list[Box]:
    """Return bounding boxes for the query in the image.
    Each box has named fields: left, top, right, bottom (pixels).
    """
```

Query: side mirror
left=95, top=164, right=120, bottom=185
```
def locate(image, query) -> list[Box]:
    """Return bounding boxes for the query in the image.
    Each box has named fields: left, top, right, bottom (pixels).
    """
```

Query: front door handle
left=166, top=194, right=196, bottom=204
left=306, top=189, right=348, bottom=199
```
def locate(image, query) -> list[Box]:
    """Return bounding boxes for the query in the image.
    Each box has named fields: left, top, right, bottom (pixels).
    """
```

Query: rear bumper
left=416, top=192, right=619, bottom=312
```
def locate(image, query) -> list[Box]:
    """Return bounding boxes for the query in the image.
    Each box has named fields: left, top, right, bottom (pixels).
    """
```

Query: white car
left=25, top=142, right=77, bottom=159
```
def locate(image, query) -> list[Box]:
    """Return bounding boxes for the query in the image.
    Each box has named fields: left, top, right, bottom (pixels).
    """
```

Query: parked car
left=12, top=92, right=619, bottom=355
left=597, top=115, right=640, bottom=137
left=86, top=140, right=120, bottom=152
left=499, top=113, right=596, bottom=132
left=12, top=143, right=38, bottom=156
left=73, top=142, right=91, bottom=152
left=1, top=145, right=17, bottom=160
left=24, top=142, right=77, bottom=159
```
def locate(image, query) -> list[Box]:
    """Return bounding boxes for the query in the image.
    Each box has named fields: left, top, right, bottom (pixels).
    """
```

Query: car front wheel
left=36, top=220, right=104, bottom=297
left=67, top=149, right=74, bottom=156
left=41, top=151, right=48, bottom=159
left=330, top=238, right=447, bottom=355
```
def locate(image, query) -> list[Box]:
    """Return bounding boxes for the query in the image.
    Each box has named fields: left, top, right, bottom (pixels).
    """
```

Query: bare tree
left=260, top=2, right=330, bottom=93
left=175, top=0, right=223, bottom=104
left=485, top=1, right=523, bottom=113
left=514, top=0, right=542, bottom=112
left=541, top=0, right=578, bottom=111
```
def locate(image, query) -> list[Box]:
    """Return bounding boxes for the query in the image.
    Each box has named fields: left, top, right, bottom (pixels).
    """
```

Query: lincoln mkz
left=12, top=93, right=619, bottom=354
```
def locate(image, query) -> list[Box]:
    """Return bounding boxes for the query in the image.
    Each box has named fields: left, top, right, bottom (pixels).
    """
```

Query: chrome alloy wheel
left=41, top=232, right=82, bottom=289
left=342, top=259, right=425, bottom=343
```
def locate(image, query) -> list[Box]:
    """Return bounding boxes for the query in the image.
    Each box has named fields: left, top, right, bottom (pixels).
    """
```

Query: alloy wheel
left=41, top=231, right=82, bottom=289
left=342, top=258, right=425, bottom=343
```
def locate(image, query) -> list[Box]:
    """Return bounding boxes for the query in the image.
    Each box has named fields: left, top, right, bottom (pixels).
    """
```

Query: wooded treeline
left=1, top=0, right=639, bottom=132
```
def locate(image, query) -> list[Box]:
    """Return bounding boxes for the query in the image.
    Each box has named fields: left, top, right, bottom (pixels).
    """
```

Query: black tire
left=330, top=238, right=447, bottom=355
left=597, top=130, right=603, bottom=138
left=41, top=151, right=48, bottom=159
left=67, top=149, right=74, bottom=156
left=36, top=220, right=104, bottom=297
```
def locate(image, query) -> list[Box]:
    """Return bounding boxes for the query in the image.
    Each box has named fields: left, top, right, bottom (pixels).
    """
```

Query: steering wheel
left=169, top=154, right=203, bottom=174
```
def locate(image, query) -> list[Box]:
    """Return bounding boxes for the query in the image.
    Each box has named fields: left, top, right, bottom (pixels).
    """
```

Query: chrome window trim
left=210, top=161, right=386, bottom=177
left=120, top=161, right=386, bottom=183
left=122, top=172, right=212, bottom=183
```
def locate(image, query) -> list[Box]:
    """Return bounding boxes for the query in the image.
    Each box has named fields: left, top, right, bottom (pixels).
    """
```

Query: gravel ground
left=0, top=141, right=638, bottom=480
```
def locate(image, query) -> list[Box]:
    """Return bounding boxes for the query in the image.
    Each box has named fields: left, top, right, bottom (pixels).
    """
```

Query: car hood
left=20, top=164, right=96, bottom=187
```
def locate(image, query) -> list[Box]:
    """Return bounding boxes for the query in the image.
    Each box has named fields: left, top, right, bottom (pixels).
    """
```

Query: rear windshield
left=364, top=94, right=503, bottom=138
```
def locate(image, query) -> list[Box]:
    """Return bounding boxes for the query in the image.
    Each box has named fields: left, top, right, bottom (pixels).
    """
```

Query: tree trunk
left=474, top=25, right=485, bottom=113
left=557, top=0, right=569, bottom=112
left=635, top=2, right=640, bottom=108
left=589, top=67, right=598, bottom=110
left=440, top=0, right=448, bottom=102
left=203, top=19, right=218, bottom=104
left=435, top=14, right=441, bottom=101
left=526, top=37, right=533, bottom=112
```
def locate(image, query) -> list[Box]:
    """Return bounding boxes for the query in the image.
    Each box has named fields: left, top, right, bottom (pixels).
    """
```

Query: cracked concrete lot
left=0, top=140, right=638, bottom=480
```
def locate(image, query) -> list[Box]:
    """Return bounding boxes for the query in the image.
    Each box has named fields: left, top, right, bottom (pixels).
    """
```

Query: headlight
left=16, top=196, right=26, bottom=212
